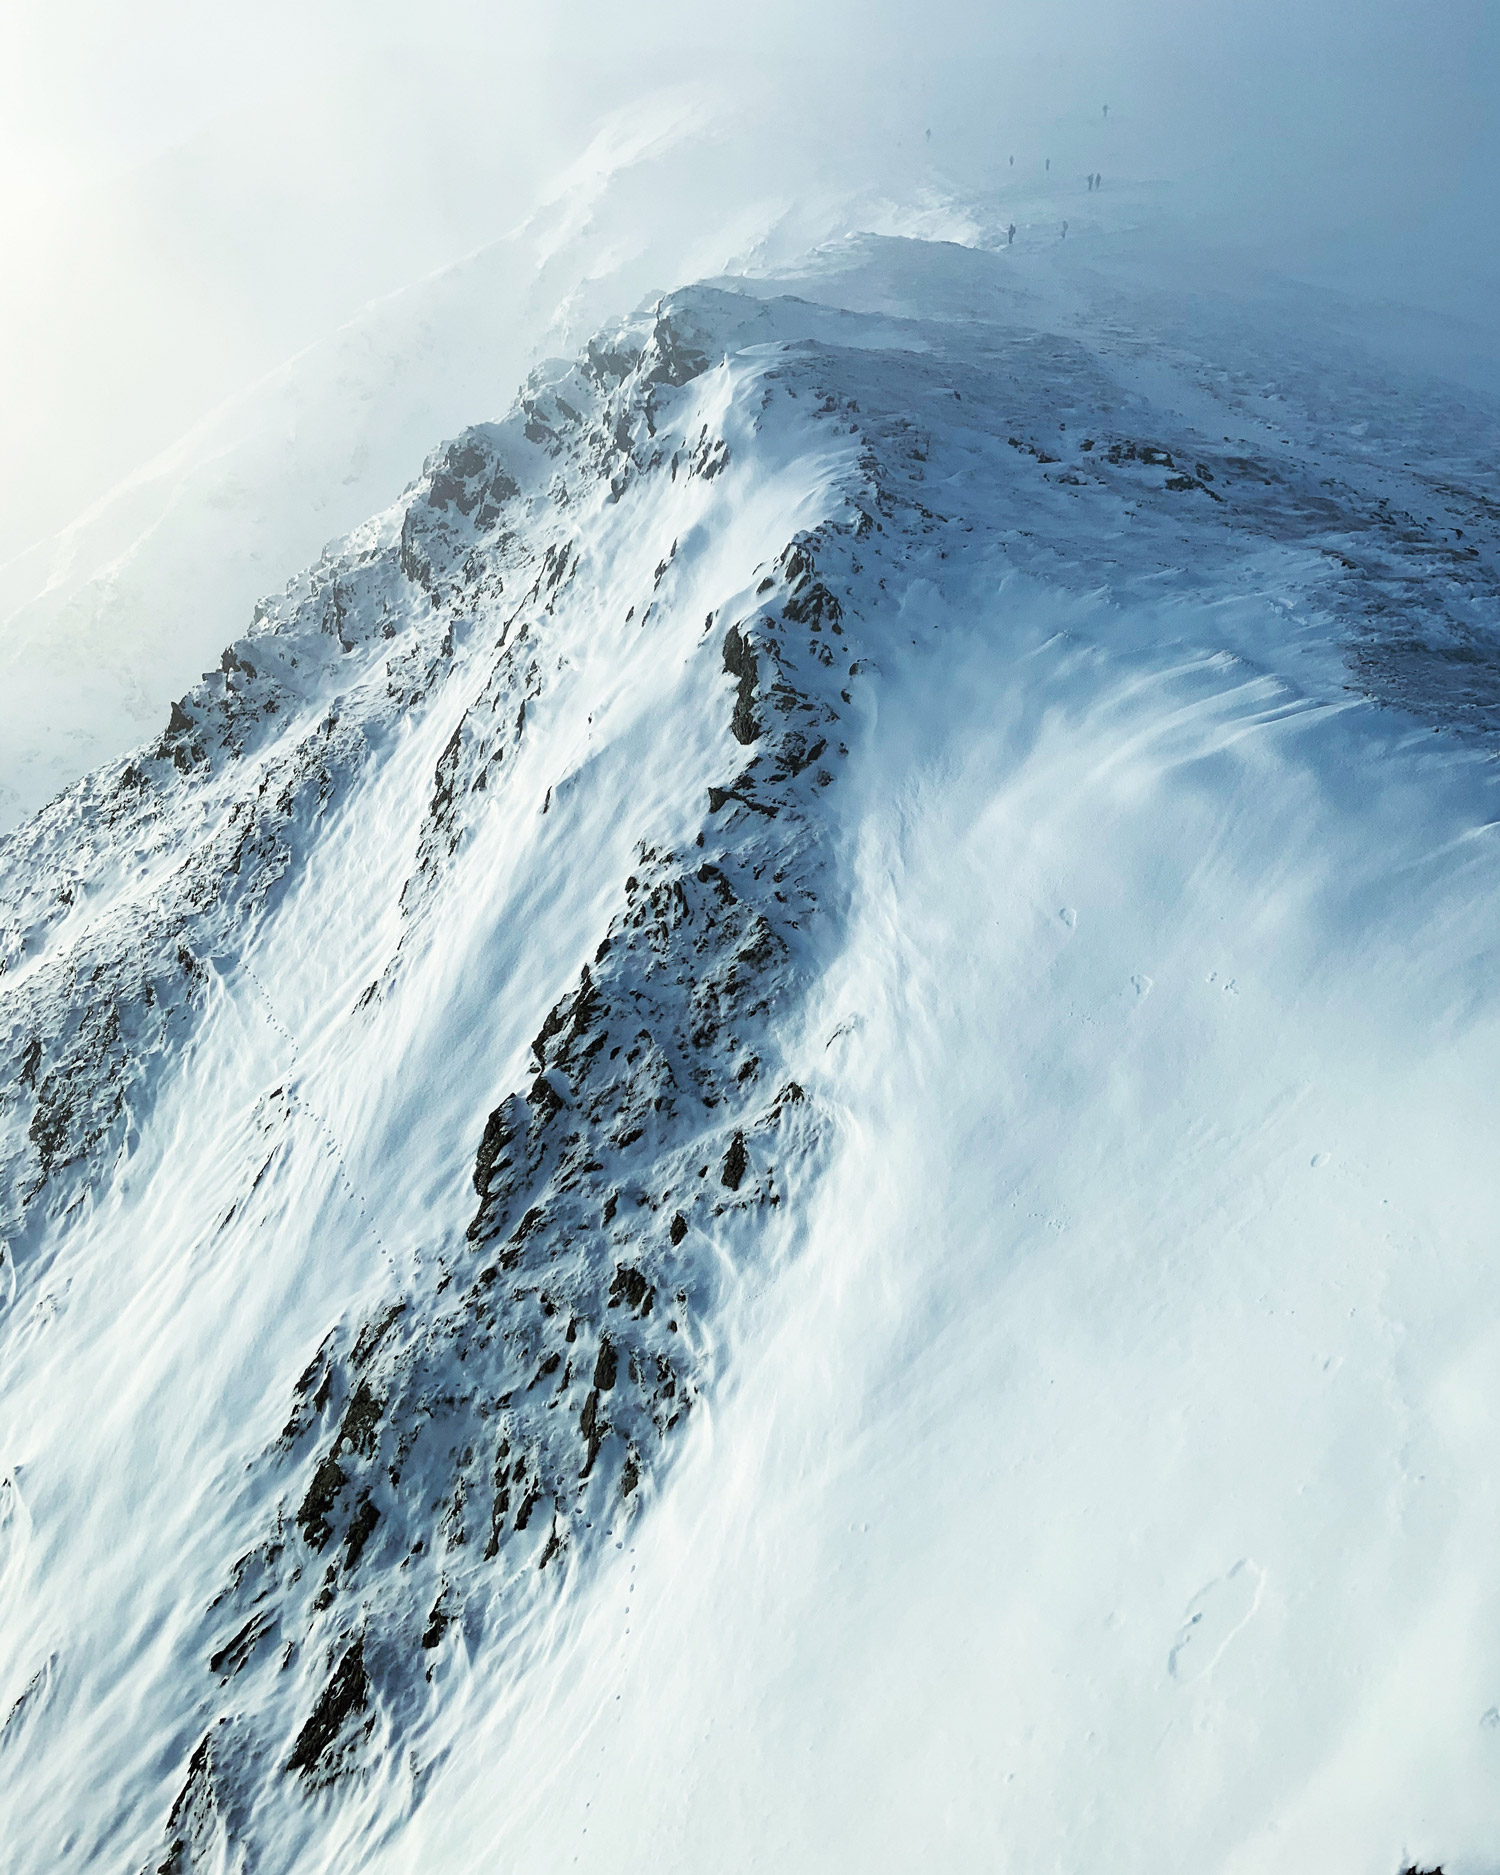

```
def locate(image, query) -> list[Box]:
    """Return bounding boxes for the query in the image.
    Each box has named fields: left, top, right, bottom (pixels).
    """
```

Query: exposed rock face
left=210, top=506, right=859, bottom=1790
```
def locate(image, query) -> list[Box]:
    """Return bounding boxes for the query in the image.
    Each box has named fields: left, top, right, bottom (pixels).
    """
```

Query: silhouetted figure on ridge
left=1007, top=222, right=1016, bottom=244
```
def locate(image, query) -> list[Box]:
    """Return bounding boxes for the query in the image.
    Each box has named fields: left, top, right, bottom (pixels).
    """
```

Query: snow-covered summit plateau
left=3, top=233, right=1500, bottom=1873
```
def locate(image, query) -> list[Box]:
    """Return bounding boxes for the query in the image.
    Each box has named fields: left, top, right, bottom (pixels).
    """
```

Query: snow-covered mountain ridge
left=3, top=237, right=1500, bottom=1872
left=2, top=282, right=870, bottom=1864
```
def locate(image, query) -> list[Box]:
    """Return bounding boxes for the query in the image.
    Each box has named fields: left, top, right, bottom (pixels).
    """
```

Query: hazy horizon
left=3, top=0, right=1495, bottom=566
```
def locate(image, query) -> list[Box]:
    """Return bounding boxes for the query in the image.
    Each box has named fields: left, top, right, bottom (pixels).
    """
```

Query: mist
left=1, top=0, right=1494, bottom=820
left=4, top=0, right=1493, bottom=557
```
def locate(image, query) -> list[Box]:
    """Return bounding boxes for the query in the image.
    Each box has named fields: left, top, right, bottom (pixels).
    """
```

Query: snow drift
left=2, top=227, right=1500, bottom=1873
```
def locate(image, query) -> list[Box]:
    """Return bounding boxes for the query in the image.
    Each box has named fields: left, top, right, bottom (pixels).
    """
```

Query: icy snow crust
left=1, top=240, right=1499, bottom=1871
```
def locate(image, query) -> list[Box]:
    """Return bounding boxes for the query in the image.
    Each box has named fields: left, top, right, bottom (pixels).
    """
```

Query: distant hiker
left=1095, top=172, right=1102, bottom=189
left=1045, top=157, right=1051, bottom=171
left=1061, top=220, right=1068, bottom=239
left=1086, top=173, right=1094, bottom=191
left=1009, top=154, right=1015, bottom=166
left=1103, top=103, right=1109, bottom=119
left=1007, top=222, right=1016, bottom=245
left=926, top=128, right=931, bottom=142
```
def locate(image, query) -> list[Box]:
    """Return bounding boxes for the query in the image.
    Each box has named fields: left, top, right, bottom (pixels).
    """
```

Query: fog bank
left=0, top=0, right=1493, bottom=822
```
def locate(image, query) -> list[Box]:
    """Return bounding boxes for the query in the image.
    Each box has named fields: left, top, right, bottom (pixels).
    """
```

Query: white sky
left=0, top=0, right=1494, bottom=564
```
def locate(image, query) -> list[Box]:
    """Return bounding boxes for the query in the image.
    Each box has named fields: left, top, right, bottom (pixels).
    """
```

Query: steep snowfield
left=2, top=228, right=1499, bottom=1872
left=401, top=600, right=1500, bottom=1875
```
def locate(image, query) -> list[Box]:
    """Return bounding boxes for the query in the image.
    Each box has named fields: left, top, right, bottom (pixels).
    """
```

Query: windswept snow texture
left=2, top=238, right=1500, bottom=1873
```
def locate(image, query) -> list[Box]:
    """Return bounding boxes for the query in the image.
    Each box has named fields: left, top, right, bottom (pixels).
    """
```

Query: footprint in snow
left=1168, top=1559, right=1264, bottom=1683
left=1058, top=907, right=1077, bottom=930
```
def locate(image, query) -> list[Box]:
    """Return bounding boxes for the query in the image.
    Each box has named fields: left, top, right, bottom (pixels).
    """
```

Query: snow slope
left=2, top=226, right=1499, bottom=1873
